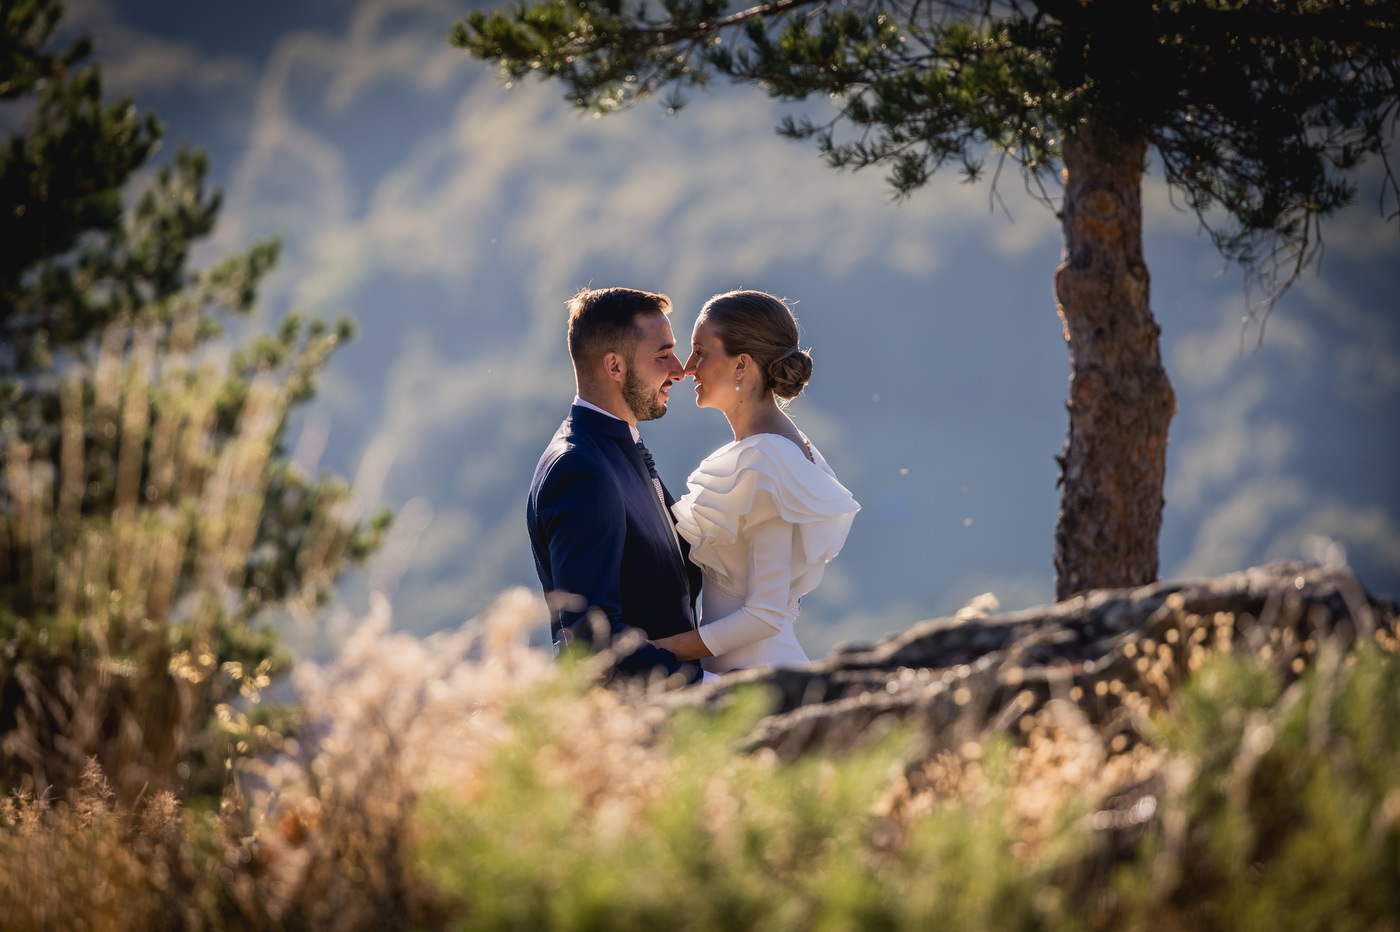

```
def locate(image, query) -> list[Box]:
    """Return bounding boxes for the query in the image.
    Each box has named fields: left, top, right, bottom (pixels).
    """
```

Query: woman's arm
left=649, top=628, right=712, bottom=662
left=652, top=518, right=794, bottom=660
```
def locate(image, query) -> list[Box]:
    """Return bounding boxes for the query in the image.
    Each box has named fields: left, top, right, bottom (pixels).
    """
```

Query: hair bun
left=767, top=347, right=813, bottom=400
left=699, top=290, right=813, bottom=405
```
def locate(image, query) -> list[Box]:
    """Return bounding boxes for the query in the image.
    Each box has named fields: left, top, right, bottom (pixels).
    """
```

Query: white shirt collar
left=573, top=395, right=641, bottom=443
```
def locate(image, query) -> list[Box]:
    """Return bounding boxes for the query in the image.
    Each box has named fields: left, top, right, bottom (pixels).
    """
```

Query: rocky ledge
left=669, top=561, right=1399, bottom=762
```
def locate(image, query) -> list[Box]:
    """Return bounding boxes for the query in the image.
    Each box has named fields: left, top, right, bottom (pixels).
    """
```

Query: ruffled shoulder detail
left=672, top=435, right=860, bottom=576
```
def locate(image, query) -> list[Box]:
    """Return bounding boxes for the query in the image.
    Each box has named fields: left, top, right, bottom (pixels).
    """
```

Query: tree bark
left=1053, top=120, right=1175, bottom=601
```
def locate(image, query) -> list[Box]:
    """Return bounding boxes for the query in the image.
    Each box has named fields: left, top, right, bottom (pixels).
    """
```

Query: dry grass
left=0, top=761, right=196, bottom=930
left=1, top=312, right=366, bottom=802
left=1, top=580, right=1397, bottom=929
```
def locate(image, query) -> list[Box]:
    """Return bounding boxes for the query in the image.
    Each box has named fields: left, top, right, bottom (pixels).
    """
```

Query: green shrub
left=0, top=6, right=388, bottom=801
left=406, top=630, right=1400, bottom=932
left=1112, top=642, right=1400, bottom=932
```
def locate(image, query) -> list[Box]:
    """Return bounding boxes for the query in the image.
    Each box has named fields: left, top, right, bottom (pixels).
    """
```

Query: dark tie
left=637, top=439, right=683, bottom=556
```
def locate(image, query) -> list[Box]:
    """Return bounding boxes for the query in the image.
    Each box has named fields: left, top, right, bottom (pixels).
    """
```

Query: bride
left=648, top=290, right=860, bottom=674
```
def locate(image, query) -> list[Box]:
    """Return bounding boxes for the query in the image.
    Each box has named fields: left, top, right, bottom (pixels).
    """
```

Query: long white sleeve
left=673, top=434, right=859, bottom=671
left=696, top=517, right=793, bottom=657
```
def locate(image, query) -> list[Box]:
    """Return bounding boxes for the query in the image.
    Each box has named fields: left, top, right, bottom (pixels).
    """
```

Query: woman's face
left=683, top=317, right=736, bottom=410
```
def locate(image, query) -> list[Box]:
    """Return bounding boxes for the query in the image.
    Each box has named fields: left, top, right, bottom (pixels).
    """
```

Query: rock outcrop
left=671, top=561, right=1398, bottom=761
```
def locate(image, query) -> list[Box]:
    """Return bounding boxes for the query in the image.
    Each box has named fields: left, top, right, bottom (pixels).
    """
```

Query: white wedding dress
left=671, top=433, right=860, bottom=674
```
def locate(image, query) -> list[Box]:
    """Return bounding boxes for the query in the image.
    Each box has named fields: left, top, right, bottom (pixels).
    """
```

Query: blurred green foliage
left=0, top=594, right=1397, bottom=929
left=412, top=645, right=1400, bottom=931
left=0, top=0, right=388, bottom=803
left=417, top=686, right=931, bottom=930
left=1111, top=643, right=1400, bottom=931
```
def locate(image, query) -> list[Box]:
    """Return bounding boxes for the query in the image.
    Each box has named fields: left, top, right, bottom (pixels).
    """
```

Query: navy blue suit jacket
left=526, top=404, right=704, bottom=680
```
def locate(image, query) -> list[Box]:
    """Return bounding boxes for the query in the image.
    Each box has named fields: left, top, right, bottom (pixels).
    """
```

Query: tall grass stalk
left=0, top=310, right=372, bottom=802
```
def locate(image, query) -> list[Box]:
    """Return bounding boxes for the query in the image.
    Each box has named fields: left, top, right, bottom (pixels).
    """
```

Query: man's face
left=621, top=313, right=684, bottom=421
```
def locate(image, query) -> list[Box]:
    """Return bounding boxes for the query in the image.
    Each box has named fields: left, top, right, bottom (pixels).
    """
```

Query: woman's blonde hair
left=700, top=290, right=812, bottom=401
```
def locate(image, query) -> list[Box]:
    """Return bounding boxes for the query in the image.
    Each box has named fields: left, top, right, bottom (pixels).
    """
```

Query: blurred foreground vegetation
left=1, top=587, right=1397, bottom=930
left=1, top=0, right=387, bottom=803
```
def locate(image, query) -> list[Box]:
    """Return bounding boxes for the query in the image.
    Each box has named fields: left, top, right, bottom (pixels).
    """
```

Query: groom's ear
left=601, top=350, right=627, bottom=384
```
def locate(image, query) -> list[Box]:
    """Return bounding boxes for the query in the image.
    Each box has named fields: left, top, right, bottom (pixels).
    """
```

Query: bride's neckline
left=732, top=431, right=814, bottom=463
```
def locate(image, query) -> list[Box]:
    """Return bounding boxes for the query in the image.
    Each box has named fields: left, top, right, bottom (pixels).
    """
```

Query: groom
left=526, top=287, right=707, bottom=683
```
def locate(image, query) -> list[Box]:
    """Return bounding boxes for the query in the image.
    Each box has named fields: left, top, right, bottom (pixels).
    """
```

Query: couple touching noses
left=526, top=287, right=859, bottom=684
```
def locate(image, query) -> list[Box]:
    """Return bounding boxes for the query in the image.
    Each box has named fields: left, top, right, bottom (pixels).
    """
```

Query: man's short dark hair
left=566, top=287, right=672, bottom=372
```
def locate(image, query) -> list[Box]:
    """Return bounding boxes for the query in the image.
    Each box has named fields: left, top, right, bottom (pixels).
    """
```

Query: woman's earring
left=734, top=376, right=741, bottom=391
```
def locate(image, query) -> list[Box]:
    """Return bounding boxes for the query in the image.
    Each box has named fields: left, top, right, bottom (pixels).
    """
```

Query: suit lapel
left=613, top=433, right=686, bottom=561
left=616, top=432, right=654, bottom=489
left=608, top=433, right=693, bottom=615
left=571, top=407, right=683, bottom=551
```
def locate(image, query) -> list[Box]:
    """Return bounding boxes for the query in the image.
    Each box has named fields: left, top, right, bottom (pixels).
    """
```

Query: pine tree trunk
left=1053, top=121, right=1175, bottom=601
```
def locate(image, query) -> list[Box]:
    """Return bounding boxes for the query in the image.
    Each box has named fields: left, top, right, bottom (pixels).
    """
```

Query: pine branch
left=625, top=0, right=826, bottom=43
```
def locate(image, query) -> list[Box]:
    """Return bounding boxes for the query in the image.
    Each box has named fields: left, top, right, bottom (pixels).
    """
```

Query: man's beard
left=622, top=368, right=669, bottom=421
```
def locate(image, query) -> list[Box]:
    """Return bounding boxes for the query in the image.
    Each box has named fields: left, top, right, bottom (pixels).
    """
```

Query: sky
left=61, top=0, right=1400, bottom=657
